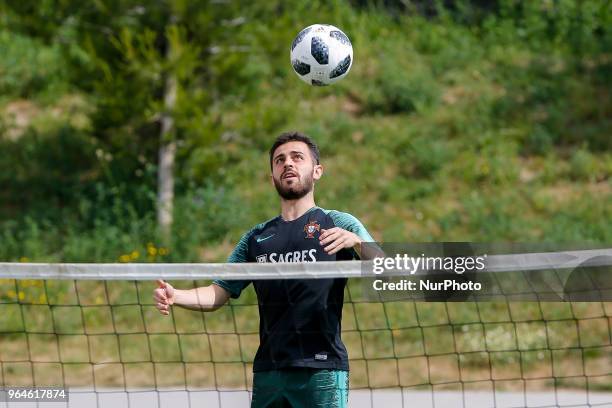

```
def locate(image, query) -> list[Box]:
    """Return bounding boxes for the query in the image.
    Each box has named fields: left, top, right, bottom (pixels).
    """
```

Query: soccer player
left=154, top=131, right=375, bottom=408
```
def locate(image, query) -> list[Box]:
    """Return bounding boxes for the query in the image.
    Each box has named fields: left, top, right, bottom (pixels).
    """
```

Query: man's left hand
left=319, top=227, right=362, bottom=255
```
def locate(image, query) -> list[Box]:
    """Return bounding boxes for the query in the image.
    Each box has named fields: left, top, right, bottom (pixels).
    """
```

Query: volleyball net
left=0, top=247, right=611, bottom=408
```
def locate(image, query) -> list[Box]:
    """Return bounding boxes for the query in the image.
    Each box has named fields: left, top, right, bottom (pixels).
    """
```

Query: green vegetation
left=1, top=0, right=610, bottom=261
left=0, top=0, right=610, bottom=392
left=2, top=279, right=611, bottom=391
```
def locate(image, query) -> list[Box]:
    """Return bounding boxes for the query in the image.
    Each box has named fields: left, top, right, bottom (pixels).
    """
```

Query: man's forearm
left=173, top=285, right=228, bottom=312
left=355, top=240, right=385, bottom=260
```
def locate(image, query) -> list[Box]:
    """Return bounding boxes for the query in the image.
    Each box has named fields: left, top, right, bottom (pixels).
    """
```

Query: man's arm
left=153, top=280, right=230, bottom=315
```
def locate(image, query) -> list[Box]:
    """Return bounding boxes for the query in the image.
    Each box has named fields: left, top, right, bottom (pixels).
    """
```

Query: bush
left=0, top=31, right=66, bottom=100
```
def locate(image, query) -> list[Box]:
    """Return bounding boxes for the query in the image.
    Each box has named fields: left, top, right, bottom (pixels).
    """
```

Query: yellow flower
left=7, top=290, right=16, bottom=299
left=159, top=248, right=168, bottom=256
left=147, top=246, right=158, bottom=256
left=119, top=254, right=131, bottom=263
left=19, top=257, right=29, bottom=263
left=38, top=294, right=47, bottom=304
left=130, top=251, right=140, bottom=260
left=18, top=291, right=25, bottom=301
left=22, top=279, right=42, bottom=288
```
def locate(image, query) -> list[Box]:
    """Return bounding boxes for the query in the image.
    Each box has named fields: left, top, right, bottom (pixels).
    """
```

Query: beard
left=273, top=171, right=314, bottom=200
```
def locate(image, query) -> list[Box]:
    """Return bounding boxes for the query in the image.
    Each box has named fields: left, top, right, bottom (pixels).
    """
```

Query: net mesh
left=0, top=260, right=611, bottom=408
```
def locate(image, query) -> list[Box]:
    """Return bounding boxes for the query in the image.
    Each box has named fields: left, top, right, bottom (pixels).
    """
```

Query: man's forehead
left=273, top=141, right=310, bottom=157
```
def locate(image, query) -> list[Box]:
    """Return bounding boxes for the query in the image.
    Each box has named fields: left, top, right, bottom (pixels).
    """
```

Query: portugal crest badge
left=304, top=221, right=321, bottom=239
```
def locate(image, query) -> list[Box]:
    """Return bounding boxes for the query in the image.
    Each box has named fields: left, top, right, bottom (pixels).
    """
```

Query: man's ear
left=313, top=164, right=323, bottom=181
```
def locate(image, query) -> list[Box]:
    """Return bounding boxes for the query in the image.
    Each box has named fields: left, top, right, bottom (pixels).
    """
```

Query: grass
left=1, top=279, right=610, bottom=391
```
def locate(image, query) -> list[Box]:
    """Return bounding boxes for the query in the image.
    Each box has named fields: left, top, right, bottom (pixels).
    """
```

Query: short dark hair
left=269, top=131, right=320, bottom=169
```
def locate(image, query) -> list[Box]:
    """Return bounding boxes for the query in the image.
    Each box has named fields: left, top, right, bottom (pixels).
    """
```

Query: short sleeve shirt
left=213, top=207, right=373, bottom=372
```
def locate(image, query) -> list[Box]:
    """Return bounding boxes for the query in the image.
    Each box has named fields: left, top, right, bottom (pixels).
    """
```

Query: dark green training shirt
left=213, top=207, right=373, bottom=372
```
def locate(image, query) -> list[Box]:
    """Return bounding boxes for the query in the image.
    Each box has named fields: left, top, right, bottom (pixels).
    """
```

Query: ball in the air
left=290, top=24, right=353, bottom=86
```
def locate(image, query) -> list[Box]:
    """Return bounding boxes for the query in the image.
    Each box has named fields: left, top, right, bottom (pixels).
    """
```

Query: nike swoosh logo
left=256, top=234, right=275, bottom=243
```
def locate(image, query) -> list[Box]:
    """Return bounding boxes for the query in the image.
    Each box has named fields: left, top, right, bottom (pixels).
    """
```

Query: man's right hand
left=154, top=279, right=175, bottom=316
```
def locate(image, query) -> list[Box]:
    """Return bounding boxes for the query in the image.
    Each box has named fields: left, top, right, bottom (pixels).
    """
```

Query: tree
left=3, top=0, right=260, bottom=237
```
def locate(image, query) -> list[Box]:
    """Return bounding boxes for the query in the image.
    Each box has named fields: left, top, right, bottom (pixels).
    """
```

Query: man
left=154, top=131, right=375, bottom=407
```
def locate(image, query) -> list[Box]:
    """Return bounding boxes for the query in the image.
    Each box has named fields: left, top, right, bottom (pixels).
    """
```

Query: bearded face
left=270, top=141, right=321, bottom=201
left=273, top=167, right=315, bottom=200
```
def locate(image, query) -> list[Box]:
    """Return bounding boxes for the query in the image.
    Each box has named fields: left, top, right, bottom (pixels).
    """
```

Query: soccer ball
left=290, top=24, right=353, bottom=86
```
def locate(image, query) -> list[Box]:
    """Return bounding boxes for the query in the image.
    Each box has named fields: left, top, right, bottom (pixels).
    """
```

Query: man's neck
left=280, top=194, right=316, bottom=221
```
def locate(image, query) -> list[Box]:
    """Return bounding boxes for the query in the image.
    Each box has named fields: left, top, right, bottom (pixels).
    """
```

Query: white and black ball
left=290, top=24, right=353, bottom=86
